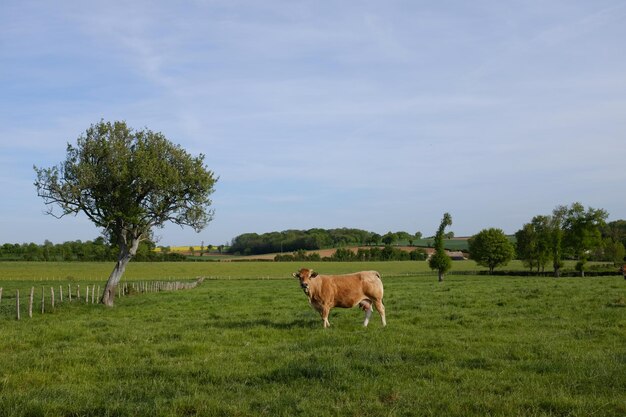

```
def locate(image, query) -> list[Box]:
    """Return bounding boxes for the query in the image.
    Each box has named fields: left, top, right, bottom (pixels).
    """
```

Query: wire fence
left=0, top=278, right=204, bottom=321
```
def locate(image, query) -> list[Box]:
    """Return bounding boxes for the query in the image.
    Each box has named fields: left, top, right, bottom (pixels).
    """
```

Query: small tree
left=468, top=228, right=515, bottom=274
left=515, top=215, right=551, bottom=273
left=367, top=233, right=381, bottom=246
left=562, top=202, right=608, bottom=277
left=429, top=213, right=452, bottom=282
left=34, top=120, right=218, bottom=306
left=382, top=232, right=397, bottom=246
left=603, top=238, right=626, bottom=266
left=550, top=205, right=567, bottom=278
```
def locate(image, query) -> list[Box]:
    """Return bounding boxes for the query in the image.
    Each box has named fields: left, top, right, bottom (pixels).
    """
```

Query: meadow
left=0, top=261, right=624, bottom=416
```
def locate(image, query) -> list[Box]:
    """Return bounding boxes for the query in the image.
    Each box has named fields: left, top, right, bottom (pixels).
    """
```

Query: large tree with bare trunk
left=34, top=120, right=218, bottom=306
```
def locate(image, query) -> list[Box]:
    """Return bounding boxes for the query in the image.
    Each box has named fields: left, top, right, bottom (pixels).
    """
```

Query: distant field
left=0, top=261, right=450, bottom=282
left=0, top=260, right=561, bottom=282
left=154, top=238, right=472, bottom=257
left=0, top=271, right=624, bottom=416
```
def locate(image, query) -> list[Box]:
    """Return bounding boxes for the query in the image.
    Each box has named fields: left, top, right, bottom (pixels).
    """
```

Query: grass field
left=0, top=262, right=624, bottom=416
left=0, top=259, right=595, bottom=282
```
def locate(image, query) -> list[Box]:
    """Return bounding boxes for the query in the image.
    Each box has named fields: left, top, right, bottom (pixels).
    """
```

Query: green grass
left=0, top=263, right=624, bottom=416
left=0, top=259, right=593, bottom=282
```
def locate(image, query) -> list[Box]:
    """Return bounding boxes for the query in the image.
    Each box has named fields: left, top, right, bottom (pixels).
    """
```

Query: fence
left=0, top=278, right=204, bottom=320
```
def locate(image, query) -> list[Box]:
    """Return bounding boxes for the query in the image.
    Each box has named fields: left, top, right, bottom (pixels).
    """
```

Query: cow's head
left=292, top=268, right=318, bottom=295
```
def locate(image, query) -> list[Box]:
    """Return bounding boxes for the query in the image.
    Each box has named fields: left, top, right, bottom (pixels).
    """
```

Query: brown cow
left=292, top=268, right=386, bottom=328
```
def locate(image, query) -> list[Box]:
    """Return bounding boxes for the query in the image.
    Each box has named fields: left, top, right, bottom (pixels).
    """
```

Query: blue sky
left=1, top=0, right=625, bottom=247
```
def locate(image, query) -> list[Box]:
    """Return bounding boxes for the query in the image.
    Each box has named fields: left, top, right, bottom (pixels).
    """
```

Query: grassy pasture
left=0, top=260, right=473, bottom=282
left=0, top=259, right=592, bottom=282
left=0, top=263, right=624, bottom=416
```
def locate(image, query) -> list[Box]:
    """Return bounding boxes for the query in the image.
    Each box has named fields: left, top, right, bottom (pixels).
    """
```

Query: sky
left=1, top=0, right=625, bottom=247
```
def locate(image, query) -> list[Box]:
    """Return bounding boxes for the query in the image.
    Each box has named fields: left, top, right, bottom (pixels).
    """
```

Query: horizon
left=2, top=1, right=625, bottom=246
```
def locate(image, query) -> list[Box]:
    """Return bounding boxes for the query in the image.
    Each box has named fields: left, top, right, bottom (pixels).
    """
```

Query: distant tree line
left=229, top=228, right=423, bottom=255
left=274, top=247, right=429, bottom=262
left=0, top=238, right=187, bottom=262
left=514, top=203, right=625, bottom=276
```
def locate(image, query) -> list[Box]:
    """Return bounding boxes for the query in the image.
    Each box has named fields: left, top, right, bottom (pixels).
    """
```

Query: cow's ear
left=292, top=273, right=298, bottom=279
left=311, top=271, right=318, bottom=278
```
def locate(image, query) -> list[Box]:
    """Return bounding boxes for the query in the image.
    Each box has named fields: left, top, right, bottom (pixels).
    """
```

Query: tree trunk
left=101, top=238, right=140, bottom=306
left=438, top=271, right=444, bottom=282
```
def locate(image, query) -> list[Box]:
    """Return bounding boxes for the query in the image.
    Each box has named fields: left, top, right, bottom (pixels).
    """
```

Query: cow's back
left=357, top=271, right=383, bottom=299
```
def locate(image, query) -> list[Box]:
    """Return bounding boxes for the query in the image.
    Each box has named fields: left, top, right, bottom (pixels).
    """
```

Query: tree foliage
left=429, top=213, right=452, bottom=282
left=229, top=228, right=424, bottom=255
left=516, top=202, right=613, bottom=277
left=34, top=120, right=217, bottom=305
left=515, top=216, right=551, bottom=272
left=274, top=246, right=428, bottom=262
left=562, top=203, right=608, bottom=276
left=469, top=228, right=515, bottom=274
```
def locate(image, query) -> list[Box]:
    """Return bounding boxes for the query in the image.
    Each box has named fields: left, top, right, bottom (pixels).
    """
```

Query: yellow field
left=153, top=246, right=206, bottom=253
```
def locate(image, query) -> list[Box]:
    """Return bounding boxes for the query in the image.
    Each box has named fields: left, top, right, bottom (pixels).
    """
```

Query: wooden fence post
left=85, top=285, right=89, bottom=303
left=77, top=285, right=80, bottom=300
left=68, top=284, right=72, bottom=302
left=16, top=289, right=20, bottom=320
left=0, top=287, right=3, bottom=305
left=51, top=287, right=55, bottom=310
left=29, top=287, right=34, bottom=318
left=60, top=285, right=63, bottom=303
left=41, top=286, right=45, bottom=314
left=91, top=285, right=95, bottom=304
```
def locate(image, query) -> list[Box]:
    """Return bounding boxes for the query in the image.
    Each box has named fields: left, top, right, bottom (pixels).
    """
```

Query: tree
left=468, top=228, right=515, bottom=274
left=367, top=233, right=381, bottom=246
left=602, top=238, right=626, bottom=265
left=603, top=220, right=626, bottom=248
left=429, top=213, right=452, bottom=282
left=550, top=205, right=567, bottom=278
left=562, top=202, right=608, bottom=277
left=515, top=223, right=536, bottom=271
left=515, top=215, right=551, bottom=273
left=395, top=231, right=412, bottom=244
left=382, top=232, right=397, bottom=246
left=34, top=120, right=217, bottom=306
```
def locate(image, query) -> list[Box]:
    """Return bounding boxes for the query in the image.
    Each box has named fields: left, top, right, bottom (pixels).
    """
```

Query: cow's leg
left=374, top=299, right=386, bottom=326
left=360, top=300, right=373, bottom=327
left=321, top=306, right=331, bottom=328
left=363, top=304, right=373, bottom=327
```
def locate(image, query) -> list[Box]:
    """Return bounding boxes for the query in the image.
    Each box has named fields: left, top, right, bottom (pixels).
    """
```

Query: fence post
left=77, top=285, right=80, bottom=300
left=51, top=287, right=55, bottom=310
left=29, top=287, right=34, bottom=318
left=85, top=285, right=89, bottom=303
left=91, top=285, right=95, bottom=304
left=60, top=285, right=63, bottom=303
left=0, top=287, right=3, bottom=305
left=41, top=286, right=45, bottom=314
left=16, top=289, right=20, bottom=320
left=68, top=284, right=72, bottom=302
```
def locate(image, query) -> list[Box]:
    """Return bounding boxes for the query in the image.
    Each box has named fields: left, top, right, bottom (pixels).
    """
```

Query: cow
left=292, top=268, right=386, bottom=328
